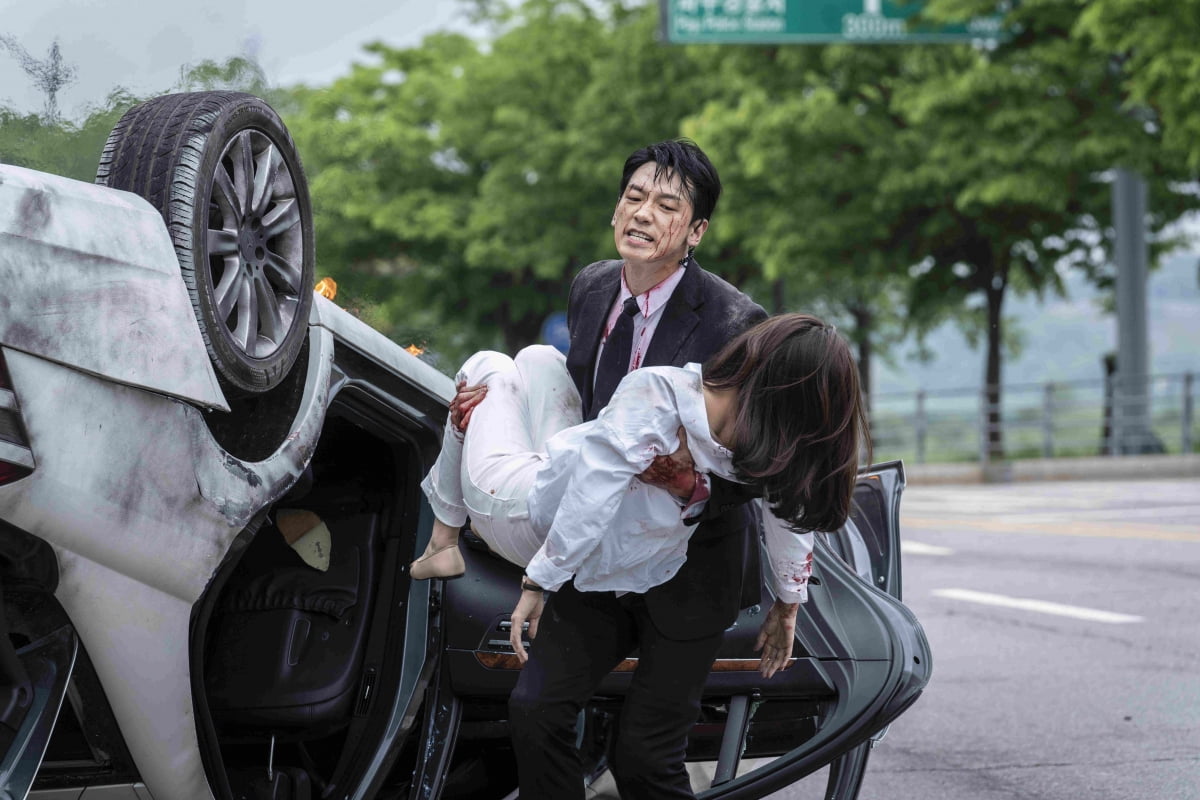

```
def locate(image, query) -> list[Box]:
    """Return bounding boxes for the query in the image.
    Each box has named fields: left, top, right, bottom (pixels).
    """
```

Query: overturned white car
left=0, top=92, right=930, bottom=800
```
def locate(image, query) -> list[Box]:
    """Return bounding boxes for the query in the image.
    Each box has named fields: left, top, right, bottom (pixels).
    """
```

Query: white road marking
left=902, top=541, right=953, bottom=556
left=933, top=588, right=1144, bottom=624
left=902, top=514, right=1200, bottom=542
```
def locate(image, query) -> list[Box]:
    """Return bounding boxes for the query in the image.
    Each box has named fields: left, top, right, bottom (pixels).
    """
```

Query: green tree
left=0, top=55, right=280, bottom=183
left=1076, top=0, right=1200, bottom=171
left=281, top=31, right=486, bottom=360
left=285, top=0, right=727, bottom=364
left=694, top=0, right=1199, bottom=458
left=279, top=0, right=1200, bottom=445
left=0, top=88, right=138, bottom=181
left=687, top=44, right=929, bottom=401
left=174, top=55, right=270, bottom=95
left=904, top=0, right=1199, bottom=457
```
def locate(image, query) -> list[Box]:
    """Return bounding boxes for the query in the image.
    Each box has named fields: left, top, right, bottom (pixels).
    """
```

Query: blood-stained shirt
left=524, top=363, right=814, bottom=603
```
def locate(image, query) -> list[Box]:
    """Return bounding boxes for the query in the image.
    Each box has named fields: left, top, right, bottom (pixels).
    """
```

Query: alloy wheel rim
left=205, top=128, right=305, bottom=359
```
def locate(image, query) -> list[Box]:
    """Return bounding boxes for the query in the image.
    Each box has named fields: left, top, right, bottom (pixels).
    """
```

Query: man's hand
left=509, top=583, right=545, bottom=665
left=637, top=426, right=697, bottom=501
left=449, top=379, right=488, bottom=432
left=754, top=598, right=800, bottom=679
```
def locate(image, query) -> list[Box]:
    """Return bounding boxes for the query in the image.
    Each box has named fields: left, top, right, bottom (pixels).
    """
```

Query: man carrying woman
left=412, top=140, right=869, bottom=799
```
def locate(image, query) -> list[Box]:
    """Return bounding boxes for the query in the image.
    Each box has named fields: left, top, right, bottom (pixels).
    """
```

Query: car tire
left=96, top=91, right=315, bottom=395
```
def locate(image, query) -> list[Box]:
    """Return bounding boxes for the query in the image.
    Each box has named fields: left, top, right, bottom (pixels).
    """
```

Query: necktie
left=588, top=296, right=639, bottom=420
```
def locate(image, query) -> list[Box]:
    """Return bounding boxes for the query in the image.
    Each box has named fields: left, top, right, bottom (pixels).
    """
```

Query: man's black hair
left=619, top=139, right=722, bottom=223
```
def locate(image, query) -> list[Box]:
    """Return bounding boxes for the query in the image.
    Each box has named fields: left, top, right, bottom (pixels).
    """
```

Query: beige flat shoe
left=410, top=542, right=466, bottom=580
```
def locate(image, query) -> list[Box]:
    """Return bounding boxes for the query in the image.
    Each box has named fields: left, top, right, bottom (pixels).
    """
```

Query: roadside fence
left=870, top=371, right=1197, bottom=464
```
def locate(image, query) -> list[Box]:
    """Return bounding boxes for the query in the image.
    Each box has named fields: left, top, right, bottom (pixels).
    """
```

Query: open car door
left=687, top=460, right=929, bottom=799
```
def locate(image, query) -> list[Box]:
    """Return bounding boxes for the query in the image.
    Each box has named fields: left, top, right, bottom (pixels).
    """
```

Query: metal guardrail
left=870, top=372, right=1197, bottom=464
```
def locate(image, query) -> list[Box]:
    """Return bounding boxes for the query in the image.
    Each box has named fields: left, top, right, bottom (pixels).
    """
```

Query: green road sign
left=661, top=0, right=1007, bottom=44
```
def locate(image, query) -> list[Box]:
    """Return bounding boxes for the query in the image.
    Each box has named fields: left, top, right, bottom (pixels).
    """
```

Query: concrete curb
left=904, top=453, right=1200, bottom=485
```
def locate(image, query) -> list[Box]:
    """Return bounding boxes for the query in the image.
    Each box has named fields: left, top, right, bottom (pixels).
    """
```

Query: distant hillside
left=873, top=252, right=1200, bottom=396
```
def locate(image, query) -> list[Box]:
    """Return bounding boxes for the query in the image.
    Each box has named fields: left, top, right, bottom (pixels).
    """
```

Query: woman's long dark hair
left=703, top=313, right=870, bottom=532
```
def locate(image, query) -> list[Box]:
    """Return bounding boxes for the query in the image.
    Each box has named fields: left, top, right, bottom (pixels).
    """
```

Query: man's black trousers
left=509, top=582, right=725, bottom=799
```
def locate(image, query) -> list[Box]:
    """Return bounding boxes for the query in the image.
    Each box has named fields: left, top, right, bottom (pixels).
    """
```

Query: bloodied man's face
left=612, top=162, right=708, bottom=274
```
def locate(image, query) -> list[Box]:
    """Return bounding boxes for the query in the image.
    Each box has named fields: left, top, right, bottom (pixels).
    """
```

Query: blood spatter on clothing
left=779, top=551, right=814, bottom=587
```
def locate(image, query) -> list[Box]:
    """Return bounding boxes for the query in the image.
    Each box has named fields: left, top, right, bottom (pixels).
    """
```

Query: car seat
left=204, top=483, right=380, bottom=740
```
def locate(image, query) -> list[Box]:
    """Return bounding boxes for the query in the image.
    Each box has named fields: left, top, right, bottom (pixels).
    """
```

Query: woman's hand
left=754, top=598, right=800, bottom=678
left=637, top=426, right=698, bottom=501
left=509, top=581, right=546, bottom=665
left=449, top=379, right=488, bottom=432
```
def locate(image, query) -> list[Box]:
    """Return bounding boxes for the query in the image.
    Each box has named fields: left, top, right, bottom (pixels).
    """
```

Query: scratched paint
left=0, top=164, right=227, bottom=409
left=0, top=324, right=333, bottom=800
left=0, top=165, right=453, bottom=800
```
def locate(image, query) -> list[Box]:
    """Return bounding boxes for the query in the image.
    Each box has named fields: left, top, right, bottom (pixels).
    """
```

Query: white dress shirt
left=524, top=363, right=814, bottom=604
left=595, top=264, right=715, bottom=515
left=593, top=264, right=687, bottom=381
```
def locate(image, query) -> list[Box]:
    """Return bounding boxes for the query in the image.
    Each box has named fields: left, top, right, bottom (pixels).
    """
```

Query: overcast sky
left=0, top=0, right=474, bottom=117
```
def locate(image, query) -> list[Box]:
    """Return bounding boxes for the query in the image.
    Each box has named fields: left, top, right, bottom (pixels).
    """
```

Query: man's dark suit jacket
left=565, top=258, right=768, bottom=640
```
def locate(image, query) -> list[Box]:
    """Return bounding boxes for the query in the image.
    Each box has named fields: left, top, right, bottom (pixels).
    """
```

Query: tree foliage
left=1076, top=0, right=1200, bottom=172
left=907, top=0, right=1199, bottom=453
left=284, top=0, right=729, bottom=363
left=0, top=89, right=137, bottom=181
left=685, top=44, right=935, bottom=398
left=0, top=55, right=281, bottom=183
left=682, top=0, right=1200, bottom=454
left=280, top=0, right=1200, bottom=435
left=174, top=55, right=272, bottom=96
left=6, top=1, right=1200, bottom=452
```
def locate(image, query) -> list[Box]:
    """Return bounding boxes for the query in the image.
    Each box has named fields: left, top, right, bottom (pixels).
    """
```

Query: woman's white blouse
left=524, top=363, right=814, bottom=603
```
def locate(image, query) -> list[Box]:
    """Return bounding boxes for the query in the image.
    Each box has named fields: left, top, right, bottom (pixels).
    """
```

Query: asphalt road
left=755, top=477, right=1200, bottom=800
left=585, top=477, right=1200, bottom=799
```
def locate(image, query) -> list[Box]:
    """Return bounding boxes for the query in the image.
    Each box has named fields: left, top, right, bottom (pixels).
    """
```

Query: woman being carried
left=412, top=313, right=869, bottom=677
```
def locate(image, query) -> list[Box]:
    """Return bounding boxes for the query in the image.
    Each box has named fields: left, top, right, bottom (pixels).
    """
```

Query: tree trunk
left=849, top=303, right=873, bottom=414
left=983, top=264, right=1007, bottom=462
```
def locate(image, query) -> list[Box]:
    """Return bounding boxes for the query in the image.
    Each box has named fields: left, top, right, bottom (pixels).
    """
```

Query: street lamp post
left=1112, top=168, right=1157, bottom=454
